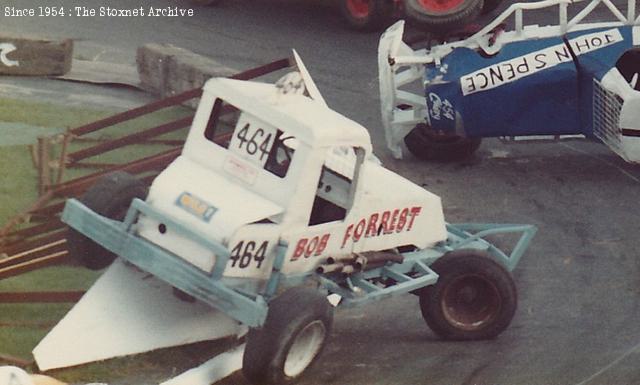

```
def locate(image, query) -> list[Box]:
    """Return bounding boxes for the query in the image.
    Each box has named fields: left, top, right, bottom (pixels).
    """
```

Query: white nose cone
left=33, top=259, right=245, bottom=371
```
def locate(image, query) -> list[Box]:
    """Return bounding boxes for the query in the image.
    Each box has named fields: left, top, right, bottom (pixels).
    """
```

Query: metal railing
left=394, top=0, right=639, bottom=64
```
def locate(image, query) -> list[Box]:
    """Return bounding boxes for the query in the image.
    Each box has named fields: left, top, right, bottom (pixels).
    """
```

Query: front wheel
left=339, top=0, right=394, bottom=32
left=242, top=287, right=333, bottom=385
left=66, top=171, right=147, bottom=270
left=404, top=123, right=481, bottom=161
left=404, top=0, right=484, bottom=32
left=420, top=250, right=517, bottom=340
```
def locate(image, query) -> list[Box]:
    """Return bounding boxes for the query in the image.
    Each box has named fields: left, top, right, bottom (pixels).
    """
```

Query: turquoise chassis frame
left=62, top=198, right=537, bottom=328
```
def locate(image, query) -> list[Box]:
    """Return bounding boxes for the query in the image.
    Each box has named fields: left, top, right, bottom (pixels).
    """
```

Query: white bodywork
left=139, top=70, right=447, bottom=281
left=378, top=0, right=640, bottom=162
left=34, top=260, right=244, bottom=371
left=37, top=56, right=447, bottom=377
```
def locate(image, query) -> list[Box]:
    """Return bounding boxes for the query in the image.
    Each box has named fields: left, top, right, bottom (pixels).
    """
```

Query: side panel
left=427, top=27, right=629, bottom=138
left=348, top=164, right=447, bottom=252
left=281, top=221, right=351, bottom=275
left=279, top=163, right=448, bottom=274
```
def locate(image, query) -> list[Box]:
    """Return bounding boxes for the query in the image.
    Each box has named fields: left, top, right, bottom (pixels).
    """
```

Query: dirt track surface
left=2, top=0, right=640, bottom=384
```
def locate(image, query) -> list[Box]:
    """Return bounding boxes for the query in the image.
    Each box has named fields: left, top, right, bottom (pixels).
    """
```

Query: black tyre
left=404, top=123, right=481, bottom=161
left=66, top=171, right=147, bottom=270
left=420, top=250, right=517, bottom=340
left=481, top=0, right=502, bottom=14
left=243, top=287, right=333, bottom=385
left=340, top=0, right=394, bottom=32
left=404, top=0, right=484, bottom=32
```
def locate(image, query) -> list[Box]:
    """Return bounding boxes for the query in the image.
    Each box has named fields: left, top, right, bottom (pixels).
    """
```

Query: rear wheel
left=404, top=0, right=484, bottom=32
left=242, top=287, right=333, bottom=385
left=340, top=0, right=394, bottom=32
left=66, top=171, right=147, bottom=270
left=404, top=123, right=481, bottom=161
left=420, top=250, right=517, bottom=340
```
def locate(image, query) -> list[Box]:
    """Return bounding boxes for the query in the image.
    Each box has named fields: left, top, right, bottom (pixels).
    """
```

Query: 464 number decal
left=229, top=114, right=278, bottom=167
left=235, top=124, right=273, bottom=163
left=229, top=240, right=268, bottom=269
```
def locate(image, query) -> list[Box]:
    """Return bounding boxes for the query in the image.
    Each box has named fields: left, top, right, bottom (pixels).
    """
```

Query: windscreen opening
left=204, top=98, right=296, bottom=178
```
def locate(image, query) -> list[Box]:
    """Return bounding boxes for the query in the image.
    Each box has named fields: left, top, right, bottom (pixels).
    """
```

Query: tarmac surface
left=2, top=0, right=640, bottom=384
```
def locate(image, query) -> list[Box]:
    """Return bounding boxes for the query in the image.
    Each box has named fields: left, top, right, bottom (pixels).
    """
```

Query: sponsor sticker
left=175, top=192, right=217, bottom=222
left=461, top=28, right=624, bottom=96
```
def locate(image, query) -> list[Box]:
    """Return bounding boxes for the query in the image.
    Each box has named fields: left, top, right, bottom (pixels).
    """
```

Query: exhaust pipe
left=316, top=262, right=345, bottom=274
left=316, top=252, right=405, bottom=276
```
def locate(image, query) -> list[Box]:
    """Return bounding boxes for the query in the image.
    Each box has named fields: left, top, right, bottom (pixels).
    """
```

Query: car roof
left=204, top=77, right=372, bottom=152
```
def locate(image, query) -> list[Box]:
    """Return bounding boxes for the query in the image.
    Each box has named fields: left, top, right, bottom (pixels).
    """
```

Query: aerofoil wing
left=33, top=260, right=245, bottom=381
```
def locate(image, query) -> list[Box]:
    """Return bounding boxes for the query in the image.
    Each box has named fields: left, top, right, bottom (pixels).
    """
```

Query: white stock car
left=58, top=55, right=535, bottom=384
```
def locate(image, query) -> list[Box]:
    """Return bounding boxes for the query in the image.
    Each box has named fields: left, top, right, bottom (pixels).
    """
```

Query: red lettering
left=341, top=224, right=354, bottom=249
left=365, top=213, right=379, bottom=237
left=379, top=211, right=390, bottom=234
left=385, top=209, right=400, bottom=234
left=292, top=238, right=308, bottom=261
left=316, top=233, right=330, bottom=255
left=353, top=219, right=366, bottom=241
left=396, top=208, right=409, bottom=232
left=305, top=236, right=319, bottom=257
left=406, top=207, right=422, bottom=231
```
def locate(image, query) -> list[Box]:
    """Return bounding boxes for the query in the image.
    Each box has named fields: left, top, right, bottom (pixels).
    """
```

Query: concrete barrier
left=137, top=44, right=236, bottom=108
left=0, top=35, right=72, bottom=76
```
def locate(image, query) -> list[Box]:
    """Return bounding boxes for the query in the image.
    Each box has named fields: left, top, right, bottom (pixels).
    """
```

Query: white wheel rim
left=283, top=320, right=327, bottom=378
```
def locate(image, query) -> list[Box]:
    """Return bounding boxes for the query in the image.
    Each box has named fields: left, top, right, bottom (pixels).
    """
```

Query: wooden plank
left=4, top=219, right=64, bottom=241
left=231, top=58, right=292, bottom=81
left=1, top=240, right=67, bottom=269
left=1, top=230, right=66, bottom=258
left=69, top=162, right=121, bottom=169
left=67, top=116, right=192, bottom=163
left=0, top=291, right=84, bottom=303
left=0, top=251, right=70, bottom=280
left=70, top=88, right=202, bottom=137
left=73, top=137, right=185, bottom=146
left=0, top=353, right=32, bottom=367
left=29, top=202, right=65, bottom=220
left=52, top=148, right=181, bottom=197
left=0, top=191, right=54, bottom=240
left=37, top=136, right=51, bottom=196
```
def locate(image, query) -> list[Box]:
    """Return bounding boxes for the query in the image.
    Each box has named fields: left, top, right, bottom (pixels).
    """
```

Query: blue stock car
left=379, top=0, right=640, bottom=162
